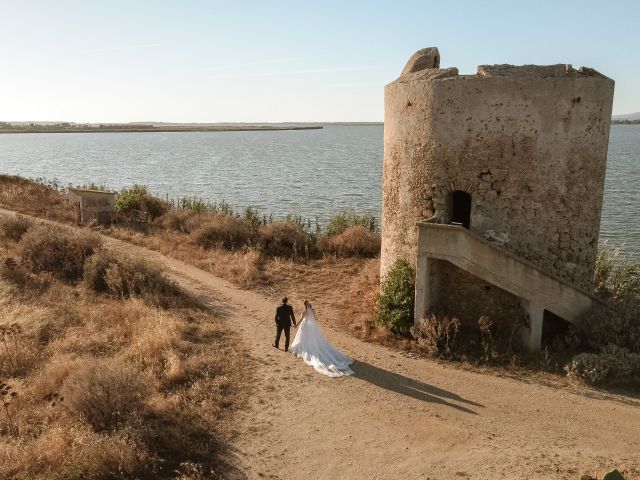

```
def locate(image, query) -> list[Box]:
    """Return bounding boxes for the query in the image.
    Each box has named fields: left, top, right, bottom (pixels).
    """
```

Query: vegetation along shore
left=0, top=122, right=323, bottom=134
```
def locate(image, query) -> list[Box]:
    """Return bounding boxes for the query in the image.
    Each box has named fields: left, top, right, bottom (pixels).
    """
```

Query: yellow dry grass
left=0, top=226, right=245, bottom=479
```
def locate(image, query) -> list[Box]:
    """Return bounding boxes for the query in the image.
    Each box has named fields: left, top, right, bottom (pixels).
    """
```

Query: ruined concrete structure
left=68, top=188, right=116, bottom=224
left=381, top=47, right=614, bottom=348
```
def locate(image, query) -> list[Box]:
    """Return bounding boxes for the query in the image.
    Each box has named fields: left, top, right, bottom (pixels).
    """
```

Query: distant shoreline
left=611, top=120, right=640, bottom=125
left=0, top=125, right=325, bottom=134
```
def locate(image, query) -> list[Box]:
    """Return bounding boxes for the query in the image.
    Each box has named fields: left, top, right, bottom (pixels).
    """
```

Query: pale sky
left=1, top=0, right=638, bottom=122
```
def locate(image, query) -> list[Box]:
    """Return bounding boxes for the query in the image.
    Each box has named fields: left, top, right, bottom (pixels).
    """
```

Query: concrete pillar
left=519, top=301, right=544, bottom=352
left=414, top=229, right=437, bottom=322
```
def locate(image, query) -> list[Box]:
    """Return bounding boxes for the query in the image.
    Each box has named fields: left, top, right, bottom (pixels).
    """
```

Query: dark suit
left=274, top=303, right=296, bottom=351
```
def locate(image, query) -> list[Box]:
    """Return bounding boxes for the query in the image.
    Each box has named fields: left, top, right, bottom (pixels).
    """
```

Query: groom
left=273, top=296, right=296, bottom=351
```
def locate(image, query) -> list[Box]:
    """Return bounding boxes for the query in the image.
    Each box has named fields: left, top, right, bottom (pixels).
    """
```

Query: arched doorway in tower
left=448, top=190, right=472, bottom=229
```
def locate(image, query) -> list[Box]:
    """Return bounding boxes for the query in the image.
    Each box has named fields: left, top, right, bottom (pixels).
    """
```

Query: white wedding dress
left=289, top=306, right=354, bottom=377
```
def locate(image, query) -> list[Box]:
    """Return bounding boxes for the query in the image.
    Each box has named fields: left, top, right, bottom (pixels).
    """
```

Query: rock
left=484, top=230, right=511, bottom=246
left=603, top=469, right=625, bottom=480
left=401, top=47, right=440, bottom=76
left=424, top=210, right=450, bottom=224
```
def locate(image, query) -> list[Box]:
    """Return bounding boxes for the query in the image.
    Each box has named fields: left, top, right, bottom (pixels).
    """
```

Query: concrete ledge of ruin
left=416, top=223, right=607, bottom=309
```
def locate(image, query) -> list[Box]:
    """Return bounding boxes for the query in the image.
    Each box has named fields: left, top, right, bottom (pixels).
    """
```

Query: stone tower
left=381, top=47, right=614, bottom=326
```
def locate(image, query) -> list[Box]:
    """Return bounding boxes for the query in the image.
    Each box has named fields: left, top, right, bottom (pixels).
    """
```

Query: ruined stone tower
left=381, top=47, right=614, bottom=332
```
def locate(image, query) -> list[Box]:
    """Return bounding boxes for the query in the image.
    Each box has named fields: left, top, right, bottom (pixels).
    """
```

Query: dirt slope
left=2, top=210, right=639, bottom=479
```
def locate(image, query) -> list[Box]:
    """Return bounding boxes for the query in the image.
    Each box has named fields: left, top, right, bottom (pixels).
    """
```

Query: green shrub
left=593, top=245, right=640, bottom=303
left=79, top=182, right=109, bottom=192
left=571, top=246, right=640, bottom=354
left=84, top=250, right=187, bottom=308
left=259, top=221, right=314, bottom=258
left=115, top=185, right=168, bottom=220
left=326, top=211, right=377, bottom=236
left=193, top=215, right=255, bottom=250
left=284, top=213, right=314, bottom=233
left=20, top=225, right=102, bottom=282
left=319, top=226, right=380, bottom=257
left=243, top=207, right=263, bottom=229
left=0, top=215, right=32, bottom=241
left=175, top=196, right=214, bottom=214
left=565, top=344, right=640, bottom=384
left=376, top=259, right=415, bottom=334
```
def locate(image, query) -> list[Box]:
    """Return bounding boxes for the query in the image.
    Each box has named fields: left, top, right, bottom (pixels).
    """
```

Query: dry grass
left=20, top=224, right=102, bottom=282
left=258, top=221, right=314, bottom=258
left=0, top=214, right=32, bottom=241
left=0, top=176, right=389, bottom=366
left=193, top=214, right=256, bottom=250
left=0, top=175, right=75, bottom=222
left=108, top=226, right=268, bottom=288
left=0, top=225, right=245, bottom=478
left=319, top=226, right=381, bottom=257
left=83, top=249, right=192, bottom=308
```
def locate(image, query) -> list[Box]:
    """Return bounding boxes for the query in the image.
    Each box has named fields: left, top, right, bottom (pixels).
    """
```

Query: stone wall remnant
left=68, top=188, right=116, bottom=225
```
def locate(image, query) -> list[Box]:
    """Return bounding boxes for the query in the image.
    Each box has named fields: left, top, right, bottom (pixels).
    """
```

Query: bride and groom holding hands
left=273, top=297, right=353, bottom=377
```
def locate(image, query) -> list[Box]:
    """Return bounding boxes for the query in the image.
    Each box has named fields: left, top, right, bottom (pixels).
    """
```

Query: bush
left=160, top=208, right=196, bottom=233
left=259, top=221, right=314, bottom=258
left=193, top=214, right=255, bottom=250
left=62, top=358, right=149, bottom=431
left=319, top=226, right=380, bottom=257
left=376, top=259, right=415, bottom=334
left=411, top=314, right=460, bottom=358
left=0, top=215, right=32, bottom=241
left=243, top=206, right=263, bottom=229
left=20, top=225, right=102, bottom=281
left=565, top=344, right=640, bottom=384
left=115, top=185, right=168, bottom=220
left=326, top=211, right=377, bottom=236
left=84, top=250, right=187, bottom=308
left=593, top=246, right=640, bottom=299
left=566, top=247, right=640, bottom=384
left=572, top=305, right=640, bottom=354
left=0, top=175, right=75, bottom=222
left=570, top=246, right=640, bottom=355
left=0, top=255, right=31, bottom=289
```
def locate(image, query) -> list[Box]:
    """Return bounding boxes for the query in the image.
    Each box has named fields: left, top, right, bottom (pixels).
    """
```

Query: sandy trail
left=2, top=210, right=639, bottom=479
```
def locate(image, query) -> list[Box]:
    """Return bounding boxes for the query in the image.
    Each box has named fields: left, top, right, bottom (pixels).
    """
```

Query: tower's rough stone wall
left=381, top=49, right=615, bottom=301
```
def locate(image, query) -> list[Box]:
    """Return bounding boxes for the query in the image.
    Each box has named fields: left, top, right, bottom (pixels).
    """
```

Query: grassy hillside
left=0, top=218, right=244, bottom=479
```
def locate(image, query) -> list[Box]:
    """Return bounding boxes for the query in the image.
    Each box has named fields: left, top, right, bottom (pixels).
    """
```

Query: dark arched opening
left=449, top=190, right=471, bottom=229
left=541, top=310, right=571, bottom=348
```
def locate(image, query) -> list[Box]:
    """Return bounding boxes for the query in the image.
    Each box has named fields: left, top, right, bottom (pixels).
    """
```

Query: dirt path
left=2, top=210, right=639, bottom=479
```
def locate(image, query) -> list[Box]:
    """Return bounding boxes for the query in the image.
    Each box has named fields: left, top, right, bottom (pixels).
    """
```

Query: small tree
left=377, top=259, right=415, bottom=334
left=115, top=185, right=168, bottom=220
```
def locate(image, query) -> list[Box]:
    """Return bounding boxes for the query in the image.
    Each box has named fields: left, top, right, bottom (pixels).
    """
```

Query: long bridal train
left=289, top=302, right=354, bottom=378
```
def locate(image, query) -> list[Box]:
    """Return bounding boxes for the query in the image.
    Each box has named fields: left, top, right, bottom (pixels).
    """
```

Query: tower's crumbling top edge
left=476, top=64, right=609, bottom=79
left=391, top=48, right=612, bottom=85
left=390, top=67, right=459, bottom=85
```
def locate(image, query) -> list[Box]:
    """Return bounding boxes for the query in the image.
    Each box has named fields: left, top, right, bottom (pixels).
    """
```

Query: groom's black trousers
left=274, top=323, right=291, bottom=351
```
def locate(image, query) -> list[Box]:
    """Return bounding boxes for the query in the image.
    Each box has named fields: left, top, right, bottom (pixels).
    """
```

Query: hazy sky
left=1, top=0, right=638, bottom=122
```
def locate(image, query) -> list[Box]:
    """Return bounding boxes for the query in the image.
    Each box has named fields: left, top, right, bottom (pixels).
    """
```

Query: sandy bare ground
left=2, top=210, right=639, bottom=479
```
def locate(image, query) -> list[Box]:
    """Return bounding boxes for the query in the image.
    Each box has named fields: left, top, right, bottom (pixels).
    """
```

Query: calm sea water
left=0, top=125, right=638, bottom=259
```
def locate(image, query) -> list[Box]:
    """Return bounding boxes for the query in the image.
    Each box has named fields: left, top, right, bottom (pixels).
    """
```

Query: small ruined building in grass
left=67, top=188, right=116, bottom=225
left=381, top=47, right=615, bottom=352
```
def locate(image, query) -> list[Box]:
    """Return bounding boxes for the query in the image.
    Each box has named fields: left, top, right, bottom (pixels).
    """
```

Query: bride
left=289, top=300, right=354, bottom=377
